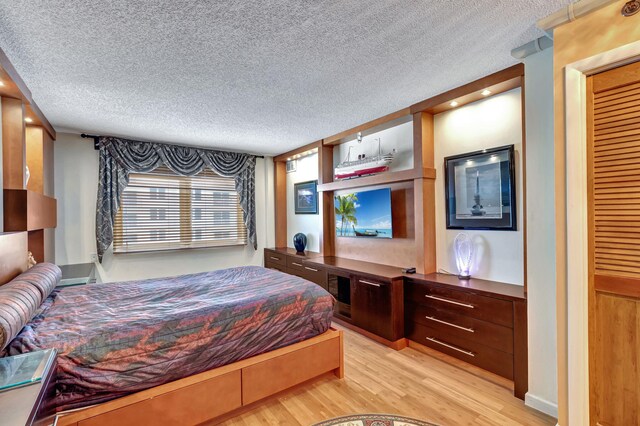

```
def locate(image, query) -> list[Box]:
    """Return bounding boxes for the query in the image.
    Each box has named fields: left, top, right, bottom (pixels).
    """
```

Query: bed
left=0, top=233, right=343, bottom=426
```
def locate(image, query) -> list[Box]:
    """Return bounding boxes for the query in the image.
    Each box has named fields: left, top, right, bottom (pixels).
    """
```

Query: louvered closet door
left=588, top=60, right=640, bottom=426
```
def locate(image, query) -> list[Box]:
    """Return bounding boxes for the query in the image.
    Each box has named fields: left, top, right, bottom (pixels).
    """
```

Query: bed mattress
left=3, top=266, right=334, bottom=411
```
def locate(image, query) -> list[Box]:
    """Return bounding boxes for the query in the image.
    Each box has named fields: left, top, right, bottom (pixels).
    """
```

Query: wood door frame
left=563, top=39, right=640, bottom=425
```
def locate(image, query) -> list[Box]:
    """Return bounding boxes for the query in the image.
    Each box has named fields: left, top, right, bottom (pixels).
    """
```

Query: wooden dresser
left=405, top=274, right=527, bottom=399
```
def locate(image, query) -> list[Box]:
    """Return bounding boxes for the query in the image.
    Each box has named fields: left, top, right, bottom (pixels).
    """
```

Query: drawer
left=290, top=266, right=328, bottom=291
left=78, top=370, right=241, bottom=426
left=287, top=256, right=306, bottom=272
left=406, top=322, right=513, bottom=380
left=405, top=281, right=513, bottom=327
left=264, top=250, right=287, bottom=267
left=301, top=264, right=328, bottom=290
left=242, top=336, right=340, bottom=405
left=406, top=303, right=513, bottom=353
left=264, top=260, right=285, bottom=272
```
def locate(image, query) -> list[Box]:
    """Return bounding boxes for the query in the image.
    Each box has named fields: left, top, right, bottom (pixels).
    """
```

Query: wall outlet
left=90, top=253, right=98, bottom=263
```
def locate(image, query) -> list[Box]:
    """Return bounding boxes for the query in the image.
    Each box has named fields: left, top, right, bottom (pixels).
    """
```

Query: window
left=150, top=208, right=166, bottom=220
left=114, top=166, right=247, bottom=253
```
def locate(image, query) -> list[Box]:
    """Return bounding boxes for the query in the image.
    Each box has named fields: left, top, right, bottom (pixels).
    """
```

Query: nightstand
left=0, top=349, right=57, bottom=426
left=58, top=263, right=96, bottom=287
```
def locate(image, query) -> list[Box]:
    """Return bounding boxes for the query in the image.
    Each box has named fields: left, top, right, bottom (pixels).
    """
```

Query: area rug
left=312, top=414, right=437, bottom=426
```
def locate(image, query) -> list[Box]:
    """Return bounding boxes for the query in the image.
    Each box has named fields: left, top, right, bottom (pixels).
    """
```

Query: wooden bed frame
left=55, top=328, right=343, bottom=426
left=0, top=233, right=344, bottom=426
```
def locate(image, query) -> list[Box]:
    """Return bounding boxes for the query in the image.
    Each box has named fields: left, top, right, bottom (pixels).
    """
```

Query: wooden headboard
left=0, top=232, right=28, bottom=285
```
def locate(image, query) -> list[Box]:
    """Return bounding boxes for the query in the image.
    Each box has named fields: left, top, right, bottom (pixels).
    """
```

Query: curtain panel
left=96, top=137, right=257, bottom=261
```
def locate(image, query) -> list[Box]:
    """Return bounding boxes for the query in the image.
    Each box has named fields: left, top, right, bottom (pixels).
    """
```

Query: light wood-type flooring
left=216, top=325, right=555, bottom=425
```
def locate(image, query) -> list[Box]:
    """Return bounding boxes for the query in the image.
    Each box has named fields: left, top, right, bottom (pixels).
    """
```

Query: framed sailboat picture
left=444, top=145, right=516, bottom=231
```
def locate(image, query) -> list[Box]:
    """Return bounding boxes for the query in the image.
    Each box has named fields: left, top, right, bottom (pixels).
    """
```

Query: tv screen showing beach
left=334, top=188, right=392, bottom=239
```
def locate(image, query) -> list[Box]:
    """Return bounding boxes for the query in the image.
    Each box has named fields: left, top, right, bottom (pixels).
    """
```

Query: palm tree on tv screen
left=335, top=194, right=358, bottom=236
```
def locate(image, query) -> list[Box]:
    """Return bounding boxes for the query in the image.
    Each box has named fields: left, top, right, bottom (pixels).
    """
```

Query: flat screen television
left=334, top=188, right=392, bottom=239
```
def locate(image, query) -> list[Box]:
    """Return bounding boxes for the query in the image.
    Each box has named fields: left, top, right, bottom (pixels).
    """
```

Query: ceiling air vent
left=286, top=160, right=297, bottom=173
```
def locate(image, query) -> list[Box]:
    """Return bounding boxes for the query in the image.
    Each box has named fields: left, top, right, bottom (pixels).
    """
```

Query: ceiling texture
left=0, top=0, right=569, bottom=155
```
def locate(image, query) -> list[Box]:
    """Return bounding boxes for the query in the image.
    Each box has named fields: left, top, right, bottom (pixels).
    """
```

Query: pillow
left=0, top=280, right=43, bottom=350
left=14, top=263, right=61, bottom=300
left=0, top=263, right=61, bottom=350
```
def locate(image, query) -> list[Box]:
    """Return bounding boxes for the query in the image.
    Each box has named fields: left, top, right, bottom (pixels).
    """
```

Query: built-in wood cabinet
left=264, top=248, right=528, bottom=399
left=306, top=256, right=406, bottom=345
left=404, top=274, right=527, bottom=399
left=351, top=275, right=394, bottom=341
left=264, top=249, right=405, bottom=344
left=263, top=248, right=326, bottom=290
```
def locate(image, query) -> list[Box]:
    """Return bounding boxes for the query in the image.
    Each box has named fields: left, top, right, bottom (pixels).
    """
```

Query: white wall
left=286, top=153, right=322, bottom=252
left=523, top=47, right=558, bottom=418
left=434, top=88, right=524, bottom=285
left=333, top=120, right=414, bottom=172
left=54, top=132, right=275, bottom=283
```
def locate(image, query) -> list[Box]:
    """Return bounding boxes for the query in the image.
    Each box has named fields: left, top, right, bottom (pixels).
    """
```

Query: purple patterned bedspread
left=3, top=266, right=334, bottom=411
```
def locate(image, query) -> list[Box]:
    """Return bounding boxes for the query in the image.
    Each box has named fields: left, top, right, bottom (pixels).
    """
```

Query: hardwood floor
left=216, top=325, right=555, bottom=425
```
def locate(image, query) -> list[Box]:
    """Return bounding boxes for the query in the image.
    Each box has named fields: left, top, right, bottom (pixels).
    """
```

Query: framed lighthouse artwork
left=444, top=145, right=517, bottom=231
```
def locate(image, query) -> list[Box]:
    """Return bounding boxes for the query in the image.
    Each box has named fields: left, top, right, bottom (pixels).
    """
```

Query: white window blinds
left=113, top=166, right=247, bottom=253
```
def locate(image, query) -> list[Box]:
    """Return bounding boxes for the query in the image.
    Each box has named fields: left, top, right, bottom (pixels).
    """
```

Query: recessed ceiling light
left=450, top=101, right=459, bottom=107
left=24, top=117, right=33, bottom=123
left=481, top=89, right=491, bottom=96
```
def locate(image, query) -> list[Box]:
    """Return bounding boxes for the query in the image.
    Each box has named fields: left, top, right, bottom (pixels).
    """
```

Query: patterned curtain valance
left=96, top=136, right=257, bottom=261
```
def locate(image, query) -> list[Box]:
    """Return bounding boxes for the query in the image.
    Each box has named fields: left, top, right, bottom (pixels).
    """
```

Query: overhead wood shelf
left=323, top=108, right=412, bottom=146
left=410, top=64, right=524, bottom=114
left=25, top=104, right=56, bottom=140
left=3, top=189, right=57, bottom=231
left=273, top=140, right=321, bottom=163
left=0, top=47, right=56, bottom=140
left=317, top=167, right=435, bottom=192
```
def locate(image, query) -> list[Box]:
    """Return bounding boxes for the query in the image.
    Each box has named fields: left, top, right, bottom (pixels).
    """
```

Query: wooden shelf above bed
left=1, top=47, right=57, bottom=263
left=3, top=189, right=57, bottom=231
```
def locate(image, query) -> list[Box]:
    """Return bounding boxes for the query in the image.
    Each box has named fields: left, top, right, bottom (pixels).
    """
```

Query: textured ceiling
left=0, top=1, right=569, bottom=155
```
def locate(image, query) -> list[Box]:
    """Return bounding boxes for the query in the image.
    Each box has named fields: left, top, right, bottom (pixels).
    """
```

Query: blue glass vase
left=293, top=233, right=307, bottom=254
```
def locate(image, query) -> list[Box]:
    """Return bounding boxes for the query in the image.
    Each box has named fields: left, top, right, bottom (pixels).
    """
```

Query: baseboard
left=525, top=392, right=558, bottom=418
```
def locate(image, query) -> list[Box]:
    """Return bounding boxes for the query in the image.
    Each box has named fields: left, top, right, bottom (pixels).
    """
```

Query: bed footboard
left=55, top=328, right=344, bottom=426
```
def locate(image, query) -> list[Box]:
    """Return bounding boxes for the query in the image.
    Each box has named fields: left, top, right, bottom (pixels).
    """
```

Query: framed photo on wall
left=444, top=145, right=516, bottom=230
left=294, top=180, right=318, bottom=214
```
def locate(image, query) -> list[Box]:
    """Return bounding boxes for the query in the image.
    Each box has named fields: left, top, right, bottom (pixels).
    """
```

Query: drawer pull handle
left=269, top=256, right=280, bottom=261
left=426, top=337, right=475, bottom=357
left=425, top=294, right=474, bottom=309
left=425, top=316, right=474, bottom=333
left=359, top=279, right=381, bottom=287
left=292, top=262, right=303, bottom=267
left=305, top=267, right=319, bottom=272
